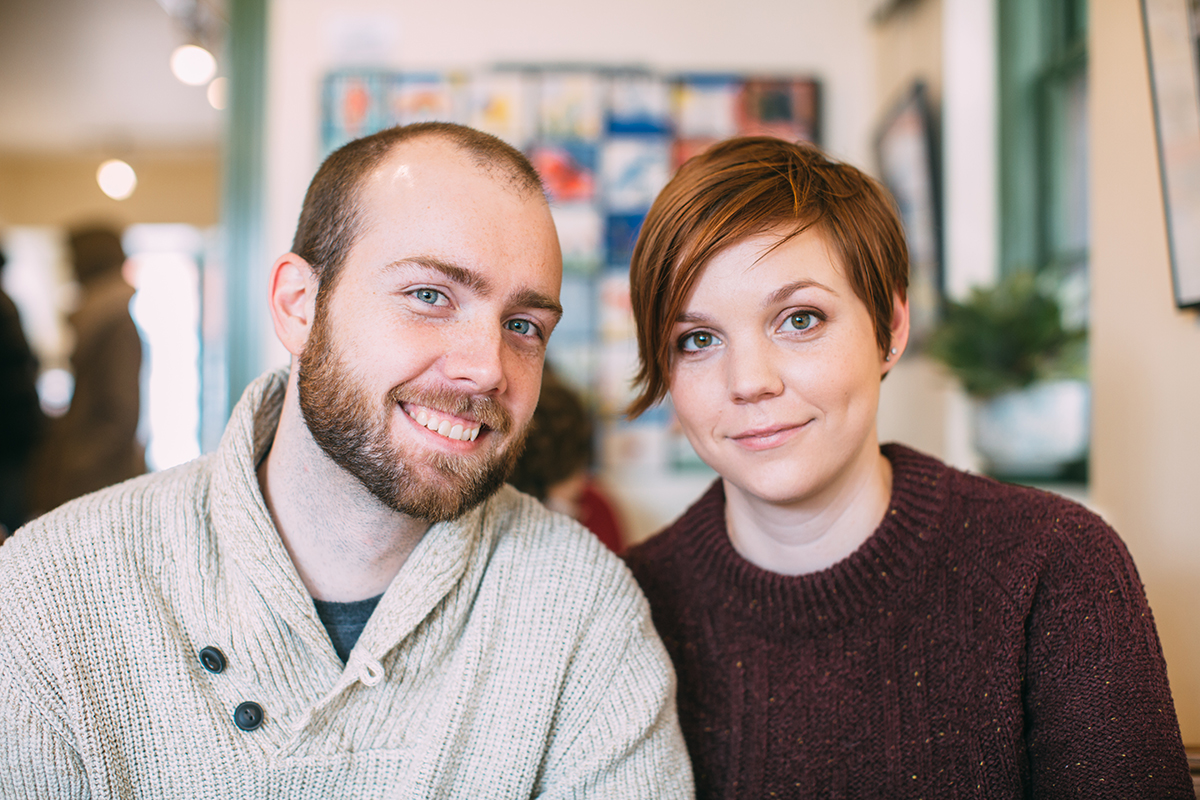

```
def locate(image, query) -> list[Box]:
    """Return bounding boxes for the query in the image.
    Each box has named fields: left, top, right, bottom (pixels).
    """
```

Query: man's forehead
left=345, top=136, right=561, bottom=285
left=362, top=136, right=534, bottom=203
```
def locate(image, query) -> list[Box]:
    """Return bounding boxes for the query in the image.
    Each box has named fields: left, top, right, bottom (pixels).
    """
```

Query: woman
left=622, top=136, right=1191, bottom=798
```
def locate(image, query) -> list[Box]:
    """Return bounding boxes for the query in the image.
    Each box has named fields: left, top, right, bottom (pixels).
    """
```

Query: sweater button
left=234, top=701, right=264, bottom=731
left=198, top=646, right=226, bottom=674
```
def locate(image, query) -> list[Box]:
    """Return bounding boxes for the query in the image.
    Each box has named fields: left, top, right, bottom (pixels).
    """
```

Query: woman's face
left=668, top=225, right=905, bottom=510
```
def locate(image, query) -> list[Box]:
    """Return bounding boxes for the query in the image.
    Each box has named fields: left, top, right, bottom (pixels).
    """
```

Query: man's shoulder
left=485, top=484, right=631, bottom=573
left=0, top=456, right=214, bottom=598
left=481, top=484, right=649, bottom=619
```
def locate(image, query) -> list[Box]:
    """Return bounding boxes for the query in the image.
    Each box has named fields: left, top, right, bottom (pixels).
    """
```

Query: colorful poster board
left=321, top=67, right=822, bottom=473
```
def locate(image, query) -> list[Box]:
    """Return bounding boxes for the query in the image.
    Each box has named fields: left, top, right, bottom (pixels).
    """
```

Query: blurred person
left=0, top=248, right=45, bottom=540
left=0, top=123, right=691, bottom=797
left=622, top=136, right=1191, bottom=798
left=28, top=225, right=144, bottom=514
left=508, top=366, right=626, bottom=552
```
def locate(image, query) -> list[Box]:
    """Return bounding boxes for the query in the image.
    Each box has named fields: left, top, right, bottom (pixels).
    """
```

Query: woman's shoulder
left=887, top=443, right=1108, bottom=534
left=884, top=445, right=1154, bottom=645
left=887, top=444, right=1135, bottom=588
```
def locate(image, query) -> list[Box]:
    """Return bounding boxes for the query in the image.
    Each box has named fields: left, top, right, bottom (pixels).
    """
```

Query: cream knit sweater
left=0, top=371, right=693, bottom=799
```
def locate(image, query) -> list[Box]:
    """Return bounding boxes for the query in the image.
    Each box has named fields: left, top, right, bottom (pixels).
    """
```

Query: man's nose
left=441, top=320, right=507, bottom=395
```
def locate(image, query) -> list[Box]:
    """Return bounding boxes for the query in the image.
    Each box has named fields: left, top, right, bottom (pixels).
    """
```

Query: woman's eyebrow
left=675, top=280, right=838, bottom=324
left=765, top=279, right=838, bottom=306
left=675, top=310, right=715, bottom=325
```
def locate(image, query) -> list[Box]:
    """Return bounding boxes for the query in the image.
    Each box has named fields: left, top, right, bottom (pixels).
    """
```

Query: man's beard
left=297, top=301, right=527, bottom=523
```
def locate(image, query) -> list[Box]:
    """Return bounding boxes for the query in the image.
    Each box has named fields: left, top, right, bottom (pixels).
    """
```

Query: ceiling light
left=97, top=159, right=138, bottom=200
left=207, top=76, right=228, bottom=110
left=170, top=44, right=217, bottom=86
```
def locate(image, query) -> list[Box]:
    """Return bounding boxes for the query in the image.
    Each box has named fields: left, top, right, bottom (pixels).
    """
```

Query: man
left=27, top=225, right=145, bottom=516
left=0, top=123, right=692, bottom=798
left=0, top=247, right=44, bottom=537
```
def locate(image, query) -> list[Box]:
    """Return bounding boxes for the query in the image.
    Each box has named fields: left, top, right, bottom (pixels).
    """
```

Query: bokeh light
left=170, top=44, right=217, bottom=86
left=96, top=159, right=137, bottom=200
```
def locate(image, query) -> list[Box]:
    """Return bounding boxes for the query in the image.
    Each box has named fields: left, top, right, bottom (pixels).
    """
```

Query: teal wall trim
left=213, top=0, right=268, bottom=447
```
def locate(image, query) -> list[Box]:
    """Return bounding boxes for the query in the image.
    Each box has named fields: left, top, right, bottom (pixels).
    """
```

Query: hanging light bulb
left=170, top=44, right=217, bottom=86
left=97, top=159, right=138, bottom=200
left=207, top=76, right=228, bottom=110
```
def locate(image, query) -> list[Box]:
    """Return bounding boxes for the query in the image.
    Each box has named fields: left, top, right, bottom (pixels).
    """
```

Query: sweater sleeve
left=535, top=586, right=695, bottom=799
left=1022, top=515, right=1191, bottom=798
left=0, top=669, right=90, bottom=799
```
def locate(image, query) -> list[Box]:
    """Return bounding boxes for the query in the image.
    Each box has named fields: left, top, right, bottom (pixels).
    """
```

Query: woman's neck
left=723, top=445, right=893, bottom=576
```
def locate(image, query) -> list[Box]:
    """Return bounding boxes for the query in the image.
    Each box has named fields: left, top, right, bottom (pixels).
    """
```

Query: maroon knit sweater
left=625, top=444, right=1191, bottom=799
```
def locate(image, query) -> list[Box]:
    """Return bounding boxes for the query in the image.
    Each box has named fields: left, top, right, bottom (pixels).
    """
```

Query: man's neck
left=257, top=377, right=429, bottom=602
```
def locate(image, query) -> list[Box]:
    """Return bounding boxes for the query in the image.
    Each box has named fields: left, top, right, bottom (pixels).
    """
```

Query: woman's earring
left=885, top=347, right=898, bottom=362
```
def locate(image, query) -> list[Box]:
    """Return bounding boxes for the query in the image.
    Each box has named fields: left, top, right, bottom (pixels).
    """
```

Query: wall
left=1091, top=0, right=1200, bottom=742
left=0, top=150, right=220, bottom=228
left=869, top=0, right=958, bottom=462
left=262, top=0, right=881, bottom=539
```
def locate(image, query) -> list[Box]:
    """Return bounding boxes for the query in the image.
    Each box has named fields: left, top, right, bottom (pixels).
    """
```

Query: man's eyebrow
left=387, top=256, right=562, bottom=321
left=387, top=256, right=491, bottom=294
left=510, top=288, right=563, bottom=323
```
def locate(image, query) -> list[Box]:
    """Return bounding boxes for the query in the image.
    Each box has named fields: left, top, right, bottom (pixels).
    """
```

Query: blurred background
left=1, top=0, right=1198, bottom=744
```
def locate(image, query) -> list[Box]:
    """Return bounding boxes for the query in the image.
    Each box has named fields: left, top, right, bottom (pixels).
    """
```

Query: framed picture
left=321, top=72, right=389, bottom=155
left=1142, top=0, right=1200, bottom=309
left=875, top=80, right=942, bottom=347
left=736, top=77, right=821, bottom=145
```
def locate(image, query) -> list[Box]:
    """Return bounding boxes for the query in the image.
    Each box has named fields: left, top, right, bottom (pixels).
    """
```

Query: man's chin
left=367, top=454, right=516, bottom=524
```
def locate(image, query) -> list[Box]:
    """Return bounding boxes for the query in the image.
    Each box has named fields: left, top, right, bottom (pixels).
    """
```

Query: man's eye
left=679, top=331, right=719, bottom=352
left=781, top=312, right=816, bottom=332
left=412, top=288, right=446, bottom=306
left=504, top=318, right=540, bottom=338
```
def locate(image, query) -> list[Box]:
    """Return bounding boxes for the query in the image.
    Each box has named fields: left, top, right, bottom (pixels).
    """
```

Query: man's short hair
left=291, top=122, right=546, bottom=296
left=626, top=136, right=910, bottom=418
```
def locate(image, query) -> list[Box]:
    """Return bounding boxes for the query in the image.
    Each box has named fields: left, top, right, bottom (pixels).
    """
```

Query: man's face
left=297, top=139, right=563, bottom=522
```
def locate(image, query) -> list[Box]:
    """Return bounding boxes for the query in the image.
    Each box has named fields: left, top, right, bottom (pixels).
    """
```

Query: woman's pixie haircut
left=626, top=136, right=910, bottom=418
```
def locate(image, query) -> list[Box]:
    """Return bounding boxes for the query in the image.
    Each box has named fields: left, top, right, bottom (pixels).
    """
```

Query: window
left=999, top=0, right=1088, bottom=284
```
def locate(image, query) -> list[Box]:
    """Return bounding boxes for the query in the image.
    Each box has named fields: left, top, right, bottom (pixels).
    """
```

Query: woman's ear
left=881, top=292, right=911, bottom=376
left=268, top=253, right=319, bottom=357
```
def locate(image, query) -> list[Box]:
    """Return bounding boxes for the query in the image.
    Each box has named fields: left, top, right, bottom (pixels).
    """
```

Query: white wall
left=264, top=1, right=878, bottom=269
left=261, top=0, right=881, bottom=538
left=261, top=0, right=879, bottom=346
left=1091, top=0, right=1200, bottom=743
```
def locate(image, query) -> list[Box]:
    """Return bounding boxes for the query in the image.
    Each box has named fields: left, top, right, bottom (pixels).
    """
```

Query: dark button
left=198, top=646, right=226, bottom=674
left=234, top=701, right=264, bottom=731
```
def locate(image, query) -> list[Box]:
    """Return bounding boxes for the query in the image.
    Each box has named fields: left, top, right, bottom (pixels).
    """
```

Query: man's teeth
left=408, top=408, right=481, bottom=442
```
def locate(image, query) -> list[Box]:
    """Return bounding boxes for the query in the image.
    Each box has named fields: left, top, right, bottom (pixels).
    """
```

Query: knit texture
left=625, top=443, right=1191, bottom=799
left=0, top=370, right=693, bottom=799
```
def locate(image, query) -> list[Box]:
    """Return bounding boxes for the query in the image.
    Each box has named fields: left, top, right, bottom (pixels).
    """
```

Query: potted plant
left=925, top=270, right=1089, bottom=480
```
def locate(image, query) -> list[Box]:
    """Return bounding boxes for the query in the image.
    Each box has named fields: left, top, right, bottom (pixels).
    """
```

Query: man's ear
left=268, top=253, right=319, bottom=357
left=881, top=292, right=911, bottom=376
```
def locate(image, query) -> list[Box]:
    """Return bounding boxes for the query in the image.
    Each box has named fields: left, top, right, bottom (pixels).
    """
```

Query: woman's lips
left=729, top=421, right=807, bottom=450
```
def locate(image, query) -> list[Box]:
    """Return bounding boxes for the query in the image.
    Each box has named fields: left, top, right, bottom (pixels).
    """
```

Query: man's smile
left=404, top=403, right=482, bottom=442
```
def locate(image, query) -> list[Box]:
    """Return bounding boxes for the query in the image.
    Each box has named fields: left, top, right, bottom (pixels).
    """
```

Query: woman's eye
left=504, top=318, right=540, bottom=338
left=781, top=312, right=816, bottom=332
left=679, top=331, right=719, bottom=352
left=412, top=288, right=447, bottom=306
